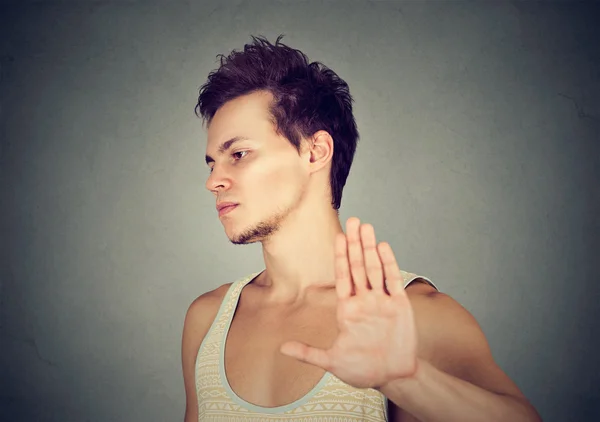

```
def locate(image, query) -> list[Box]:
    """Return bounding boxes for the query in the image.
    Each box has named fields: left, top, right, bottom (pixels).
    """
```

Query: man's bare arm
left=383, top=291, right=541, bottom=422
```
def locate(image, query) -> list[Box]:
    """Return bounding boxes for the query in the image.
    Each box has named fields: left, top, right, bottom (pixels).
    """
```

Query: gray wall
left=1, top=0, right=598, bottom=421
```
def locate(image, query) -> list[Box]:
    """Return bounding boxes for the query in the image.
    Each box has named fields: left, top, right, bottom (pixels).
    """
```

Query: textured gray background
left=1, top=0, right=599, bottom=421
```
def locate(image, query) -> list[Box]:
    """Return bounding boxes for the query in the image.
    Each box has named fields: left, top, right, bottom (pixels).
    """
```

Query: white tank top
left=195, top=270, right=439, bottom=421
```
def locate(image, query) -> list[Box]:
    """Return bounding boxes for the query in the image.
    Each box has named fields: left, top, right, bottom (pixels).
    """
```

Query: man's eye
left=208, top=151, right=248, bottom=173
left=232, top=151, right=248, bottom=160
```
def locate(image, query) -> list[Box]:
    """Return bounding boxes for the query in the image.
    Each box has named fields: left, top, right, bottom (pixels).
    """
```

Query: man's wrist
left=376, top=357, right=423, bottom=396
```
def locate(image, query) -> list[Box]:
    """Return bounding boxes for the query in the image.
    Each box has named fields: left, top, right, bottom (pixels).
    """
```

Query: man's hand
left=279, top=217, right=418, bottom=389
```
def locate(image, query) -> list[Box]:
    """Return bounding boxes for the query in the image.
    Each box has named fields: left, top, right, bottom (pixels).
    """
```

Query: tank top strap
left=401, top=270, right=439, bottom=291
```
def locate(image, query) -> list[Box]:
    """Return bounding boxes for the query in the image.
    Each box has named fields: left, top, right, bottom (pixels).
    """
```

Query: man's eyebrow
left=205, top=136, right=251, bottom=166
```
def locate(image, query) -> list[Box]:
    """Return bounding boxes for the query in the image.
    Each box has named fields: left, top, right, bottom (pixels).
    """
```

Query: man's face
left=204, top=90, right=310, bottom=244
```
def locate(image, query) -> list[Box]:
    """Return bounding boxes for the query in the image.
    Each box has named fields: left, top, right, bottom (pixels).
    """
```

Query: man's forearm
left=377, top=359, right=541, bottom=422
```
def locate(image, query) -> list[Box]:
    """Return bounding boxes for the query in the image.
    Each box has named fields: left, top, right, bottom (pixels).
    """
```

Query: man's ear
left=310, top=130, right=334, bottom=168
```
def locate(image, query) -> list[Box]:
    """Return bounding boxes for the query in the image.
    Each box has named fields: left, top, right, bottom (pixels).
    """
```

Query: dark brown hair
left=195, top=35, right=359, bottom=212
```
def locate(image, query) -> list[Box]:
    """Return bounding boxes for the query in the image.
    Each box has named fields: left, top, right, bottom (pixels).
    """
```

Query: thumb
left=280, top=341, right=332, bottom=371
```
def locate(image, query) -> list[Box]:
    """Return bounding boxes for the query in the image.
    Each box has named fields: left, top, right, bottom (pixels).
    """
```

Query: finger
left=280, top=341, right=332, bottom=372
left=335, top=232, right=353, bottom=299
left=377, top=242, right=405, bottom=297
left=360, top=224, right=385, bottom=295
left=346, top=217, right=369, bottom=294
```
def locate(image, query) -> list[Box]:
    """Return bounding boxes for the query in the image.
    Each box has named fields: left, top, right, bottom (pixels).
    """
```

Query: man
left=181, top=35, right=541, bottom=421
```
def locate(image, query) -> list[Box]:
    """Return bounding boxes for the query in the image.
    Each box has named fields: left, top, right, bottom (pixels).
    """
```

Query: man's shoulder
left=408, top=286, right=476, bottom=331
left=407, top=285, right=489, bottom=372
left=193, top=282, right=234, bottom=304
left=183, top=282, right=234, bottom=342
left=186, top=282, right=233, bottom=322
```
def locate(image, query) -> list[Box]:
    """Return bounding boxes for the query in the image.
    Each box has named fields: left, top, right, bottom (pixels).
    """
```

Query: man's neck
left=257, top=209, right=344, bottom=304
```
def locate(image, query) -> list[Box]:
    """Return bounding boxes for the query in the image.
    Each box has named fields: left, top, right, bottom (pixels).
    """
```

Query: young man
left=181, top=36, right=541, bottom=422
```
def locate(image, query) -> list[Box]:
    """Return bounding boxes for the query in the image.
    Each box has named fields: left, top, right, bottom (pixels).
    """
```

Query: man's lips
left=218, top=204, right=238, bottom=216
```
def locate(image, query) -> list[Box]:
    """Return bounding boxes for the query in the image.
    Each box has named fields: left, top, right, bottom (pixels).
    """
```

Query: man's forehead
left=208, top=96, right=272, bottom=135
left=206, top=118, right=270, bottom=147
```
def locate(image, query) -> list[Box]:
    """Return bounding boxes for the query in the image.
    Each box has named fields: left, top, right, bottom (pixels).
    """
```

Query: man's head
left=196, top=35, right=358, bottom=244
